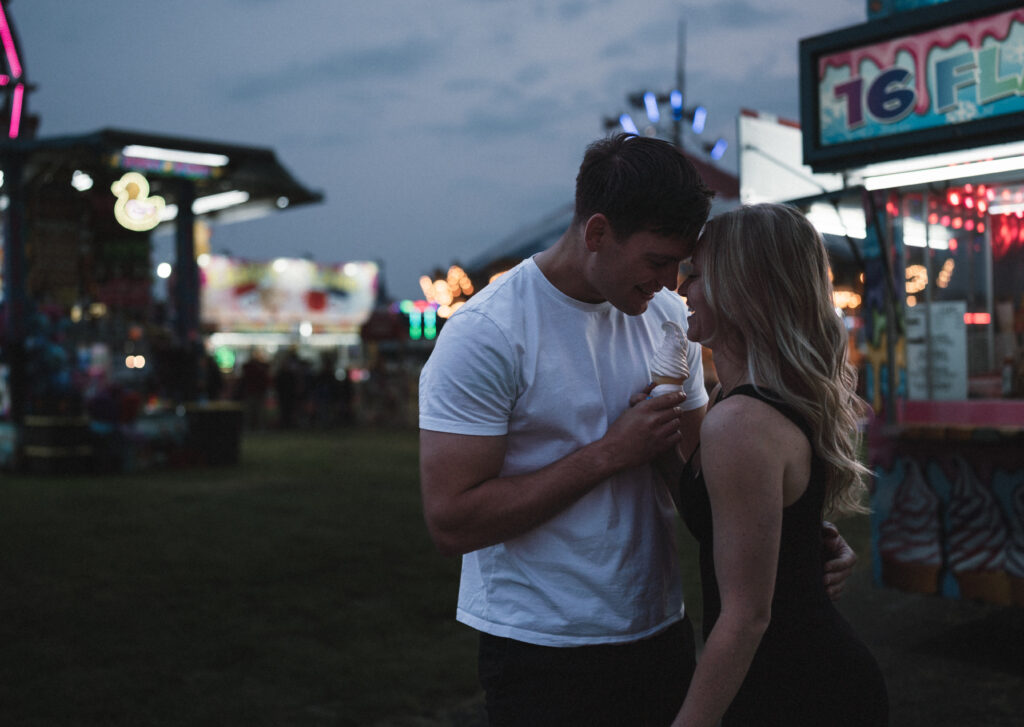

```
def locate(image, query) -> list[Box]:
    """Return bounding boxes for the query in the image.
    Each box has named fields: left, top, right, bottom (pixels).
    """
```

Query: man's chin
left=622, top=300, right=648, bottom=316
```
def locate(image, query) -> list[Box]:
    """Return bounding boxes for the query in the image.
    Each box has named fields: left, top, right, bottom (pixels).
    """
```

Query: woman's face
left=678, top=248, right=714, bottom=344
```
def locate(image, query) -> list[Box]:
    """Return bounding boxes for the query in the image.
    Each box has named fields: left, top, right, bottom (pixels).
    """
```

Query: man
left=419, top=134, right=853, bottom=725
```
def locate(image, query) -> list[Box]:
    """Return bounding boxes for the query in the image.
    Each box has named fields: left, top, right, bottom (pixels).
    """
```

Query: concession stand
left=0, top=128, right=322, bottom=472
left=799, top=0, right=1024, bottom=605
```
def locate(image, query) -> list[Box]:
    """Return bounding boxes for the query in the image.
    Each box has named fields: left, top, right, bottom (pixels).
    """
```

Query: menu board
left=906, top=300, right=968, bottom=400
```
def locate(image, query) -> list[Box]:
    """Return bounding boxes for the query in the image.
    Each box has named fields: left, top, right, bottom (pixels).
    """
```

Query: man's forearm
left=424, top=436, right=625, bottom=556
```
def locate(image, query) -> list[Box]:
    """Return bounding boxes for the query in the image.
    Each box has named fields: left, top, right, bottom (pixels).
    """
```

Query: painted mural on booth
left=874, top=448, right=1024, bottom=606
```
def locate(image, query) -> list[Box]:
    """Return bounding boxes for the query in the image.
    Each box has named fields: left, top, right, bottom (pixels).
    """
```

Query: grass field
left=0, top=428, right=482, bottom=726
left=4, top=427, right=1019, bottom=726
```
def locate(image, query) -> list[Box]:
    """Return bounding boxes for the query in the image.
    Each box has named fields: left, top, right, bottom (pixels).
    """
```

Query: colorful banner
left=200, top=255, right=378, bottom=333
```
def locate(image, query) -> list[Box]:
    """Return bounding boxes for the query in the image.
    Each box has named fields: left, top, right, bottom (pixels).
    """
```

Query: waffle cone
left=1010, top=576, right=1024, bottom=607
left=956, top=570, right=1011, bottom=605
left=880, top=557, right=940, bottom=595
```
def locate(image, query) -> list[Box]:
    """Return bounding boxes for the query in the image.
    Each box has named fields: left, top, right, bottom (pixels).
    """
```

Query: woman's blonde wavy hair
left=696, top=203, right=870, bottom=517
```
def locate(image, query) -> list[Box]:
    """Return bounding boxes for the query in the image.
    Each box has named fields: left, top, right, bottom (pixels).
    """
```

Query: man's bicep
left=419, top=430, right=508, bottom=554
left=420, top=430, right=507, bottom=500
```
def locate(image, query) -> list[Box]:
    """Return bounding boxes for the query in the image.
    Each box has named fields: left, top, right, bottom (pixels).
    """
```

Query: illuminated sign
left=0, top=0, right=26, bottom=138
left=111, top=146, right=229, bottom=180
left=800, top=1, right=1024, bottom=171
left=418, top=265, right=474, bottom=319
left=115, top=153, right=219, bottom=180
left=396, top=300, right=439, bottom=340
left=200, top=255, right=378, bottom=333
left=111, top=172, right=166, bottom=232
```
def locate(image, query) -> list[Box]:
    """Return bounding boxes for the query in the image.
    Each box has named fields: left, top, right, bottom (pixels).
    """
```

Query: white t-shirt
left=419, top=256, right=708, bottom=647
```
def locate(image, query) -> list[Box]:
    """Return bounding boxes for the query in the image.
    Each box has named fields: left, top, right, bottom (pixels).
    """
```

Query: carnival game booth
left=199, top=254, right=378, bottom=429
left=0, top=128, right=322, bottom=472
left=800, top=0, right=1024, bottom=606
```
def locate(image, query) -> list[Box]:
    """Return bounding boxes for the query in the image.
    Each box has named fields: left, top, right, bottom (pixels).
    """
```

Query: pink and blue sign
left=801, top=1, right=1024, bottom=171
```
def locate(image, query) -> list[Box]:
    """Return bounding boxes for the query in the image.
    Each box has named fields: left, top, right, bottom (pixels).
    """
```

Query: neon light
left=691, top=105, right=707, bottom=134
left=964, top=312, right=991, bottom=325
left=670, top=90, right=683, bottom=120
left=111, top=172, right=166, bottom=232
left=119, top=154, right=216, bottom=179
left=122, top=145, right=229, bottom=167
left=409, top=311, right=423, bottom=340
left=0, top=3, right=23, bottom=79
left=192, top=190, right=249, bottom=214
left=864, top=156, right=1024, bottom=190
left=8, top=81, right=21, bottom=137
left=643, top=92, right=660, bottom=124
left=423, top=308, right=437, bottom=340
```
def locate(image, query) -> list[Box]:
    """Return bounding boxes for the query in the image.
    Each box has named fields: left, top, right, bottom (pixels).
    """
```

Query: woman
left=668, top=203, right=888, bottom=726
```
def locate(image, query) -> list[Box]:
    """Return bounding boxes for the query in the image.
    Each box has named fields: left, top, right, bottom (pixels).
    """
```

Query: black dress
left=676, top=385, right=888, bottom=726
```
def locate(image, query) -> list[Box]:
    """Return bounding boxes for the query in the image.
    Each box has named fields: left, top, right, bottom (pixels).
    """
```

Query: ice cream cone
left=649, top=321, right=690, bottom=397
left=880, top=557, right=940, bottom=595
left=1010, top=577, right=1024, bottom=607
left=651, top=374, right=686, bottom=398
left=955, top=570, right=1012, bottom=605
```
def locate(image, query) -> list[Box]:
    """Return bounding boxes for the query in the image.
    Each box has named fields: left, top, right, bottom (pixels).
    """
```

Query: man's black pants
left=477, top=616, right=696, bottom=726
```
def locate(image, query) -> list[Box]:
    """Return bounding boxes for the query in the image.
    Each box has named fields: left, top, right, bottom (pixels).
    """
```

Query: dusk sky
left=12, top=0, right=866, bottom=299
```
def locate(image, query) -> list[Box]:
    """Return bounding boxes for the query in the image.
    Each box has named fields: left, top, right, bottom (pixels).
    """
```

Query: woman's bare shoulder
left=701, top=393, right=805, bottom=451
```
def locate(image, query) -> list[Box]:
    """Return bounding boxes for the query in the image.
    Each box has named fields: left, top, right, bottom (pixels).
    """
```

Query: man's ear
left=583, top=213, right=612, bottom=252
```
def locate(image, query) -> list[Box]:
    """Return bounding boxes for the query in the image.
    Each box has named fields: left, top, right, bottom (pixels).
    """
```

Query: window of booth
left=897, top=183, right=1024, bottom=402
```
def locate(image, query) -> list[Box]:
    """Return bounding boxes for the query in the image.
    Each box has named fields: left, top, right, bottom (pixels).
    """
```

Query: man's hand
left=822, top=521, right=857, bottom=600
left=601, top=390, right=685, bottom=471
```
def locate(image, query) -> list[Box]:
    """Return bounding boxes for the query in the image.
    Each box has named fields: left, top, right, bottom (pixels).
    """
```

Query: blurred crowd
left=224, top=348, right=418, bottom=431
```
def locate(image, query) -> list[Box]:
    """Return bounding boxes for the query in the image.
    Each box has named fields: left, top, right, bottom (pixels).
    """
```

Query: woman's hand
left=822, top=521, right=857, bottom=600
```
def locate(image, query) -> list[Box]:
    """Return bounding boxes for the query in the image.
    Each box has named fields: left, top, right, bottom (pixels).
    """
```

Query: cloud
left=225, top=37, right=445, bottom=101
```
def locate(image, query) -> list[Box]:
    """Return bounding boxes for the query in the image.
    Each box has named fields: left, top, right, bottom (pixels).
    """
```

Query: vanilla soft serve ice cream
left=650, top=321, right=690, bottom=397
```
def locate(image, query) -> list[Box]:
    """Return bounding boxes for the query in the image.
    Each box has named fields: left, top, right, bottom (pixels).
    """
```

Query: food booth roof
left=1, top=127, right=323, bottom=221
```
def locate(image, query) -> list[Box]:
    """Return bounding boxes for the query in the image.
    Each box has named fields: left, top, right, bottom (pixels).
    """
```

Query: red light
left=964, top=197, right=974, bottom=209
left=964, top=312, right=991, bottom=325
left=948, top=191, right=960, bottom=206
left=978, top=223, right=985, bottom=233
left=941, top=215, right=951, bottom=226
left=978, top=200, right=988, bottom=214
left=949, top=238, right=958, bottom=251
left=928, top=213, right=938, bottom=224
left=987, top=188, right=996, bottom=201
left=952, top=217, right=963, bottom=229
left=965, top=183, right=973, bottom=193
left=965, top=219, right=975, bottom=231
